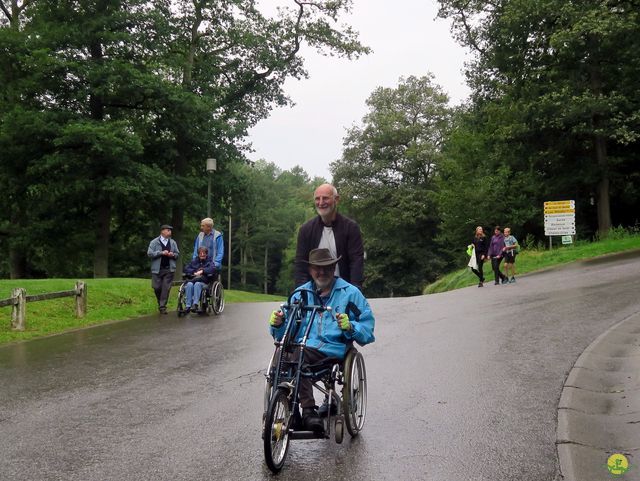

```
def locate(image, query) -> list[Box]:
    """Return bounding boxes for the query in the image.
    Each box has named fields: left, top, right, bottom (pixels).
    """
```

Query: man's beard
left=314, top=276, right=333, bottom=292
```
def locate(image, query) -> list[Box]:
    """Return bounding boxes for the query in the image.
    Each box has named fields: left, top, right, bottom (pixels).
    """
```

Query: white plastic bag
left=467, top=247, right=478, bottom=270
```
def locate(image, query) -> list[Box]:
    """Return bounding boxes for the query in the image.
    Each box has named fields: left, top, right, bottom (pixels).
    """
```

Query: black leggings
left=471, top=258, right=485, bottom=282
left=491, top=257, right=507, bottom=283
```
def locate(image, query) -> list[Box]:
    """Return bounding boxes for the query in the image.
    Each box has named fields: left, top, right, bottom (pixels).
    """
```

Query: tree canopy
left=0, top=0, right=368, bottom=279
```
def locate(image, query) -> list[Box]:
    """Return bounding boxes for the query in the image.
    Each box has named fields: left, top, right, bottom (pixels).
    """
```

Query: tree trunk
left=169, top=6, right=202, bottom=278
left=241, top=223, right=248, bottom=288
left=264, top=244, right=268, bottom=294
left=88, top=33, right=111, bottom=278
left=93, top=198, right=111, bottom=278
left=241, top=222, right=248, bottom=287
left=5, top=5, right=27, bottom=278
left=588, top=51, right=612, bottom=238
left=171, top=202, right=185, bottom=277
left=8, top=205, right=26, bottom=278
left=594, top=136, right=611, bottom=237
left=9, top=247, right=26, bottom=279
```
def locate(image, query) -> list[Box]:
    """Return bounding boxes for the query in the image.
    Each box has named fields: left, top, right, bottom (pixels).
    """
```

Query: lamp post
left=206, top=158, right=216, bottom=218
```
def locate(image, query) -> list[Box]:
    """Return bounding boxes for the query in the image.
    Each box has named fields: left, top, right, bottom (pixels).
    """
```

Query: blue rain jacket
left=270, top=278, right=375, bottom=359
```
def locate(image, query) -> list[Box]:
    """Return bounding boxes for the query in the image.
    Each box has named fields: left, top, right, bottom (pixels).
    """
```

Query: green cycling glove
left=337, top=313, right=351, bottom=331
left=269, top=310, right=283, bottom=327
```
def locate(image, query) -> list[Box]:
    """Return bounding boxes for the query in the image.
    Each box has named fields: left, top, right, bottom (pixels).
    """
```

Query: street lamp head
left=206, top=158, right=217, bottom=172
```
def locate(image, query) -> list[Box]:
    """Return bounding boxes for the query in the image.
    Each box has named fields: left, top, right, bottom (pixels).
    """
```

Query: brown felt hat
left=305, top=248, right=341, bottom=266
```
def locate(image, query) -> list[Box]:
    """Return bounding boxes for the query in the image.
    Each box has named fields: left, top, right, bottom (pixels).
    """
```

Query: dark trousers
left=491, top=257, right=507, bottom=283
left=152, top=268, right=174, bottom=309
left=471, top=258, right=485, bottom=282
left=280, top=347, right=327, bottom=409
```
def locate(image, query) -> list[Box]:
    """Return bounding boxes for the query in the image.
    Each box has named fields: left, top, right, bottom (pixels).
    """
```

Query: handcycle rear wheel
left=342, top=349, right=367, bottom=436
left=212, top=281, right=224, bottom=314
left=264, top=387, right=292, bottom=473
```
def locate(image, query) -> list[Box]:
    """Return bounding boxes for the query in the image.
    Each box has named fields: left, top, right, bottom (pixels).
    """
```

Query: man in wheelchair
left=268, top=248, right=375, bottom=432
left=182, top=246, right=216, bottom=313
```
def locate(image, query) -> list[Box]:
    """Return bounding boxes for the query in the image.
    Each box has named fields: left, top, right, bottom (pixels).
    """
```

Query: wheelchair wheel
left=212, top=281, right=224, bottom=314
left=342, top=349, right=367, bottom=437
left=176, top=285, right=186, bottom=317
left=334, top=417, right=344, bottom=444
left=264, top=387, right=292, bottom=473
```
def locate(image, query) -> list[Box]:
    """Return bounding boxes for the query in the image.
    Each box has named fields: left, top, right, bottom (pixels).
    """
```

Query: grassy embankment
left=425, top=231, right=640, bottom=294
left=0, top=278, right=281, bottom=345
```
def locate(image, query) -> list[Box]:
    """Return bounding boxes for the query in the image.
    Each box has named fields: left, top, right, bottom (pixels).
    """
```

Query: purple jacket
left=488, top=234, right=506, bottom=257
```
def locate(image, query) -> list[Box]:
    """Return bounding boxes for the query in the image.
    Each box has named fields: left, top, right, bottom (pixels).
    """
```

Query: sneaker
left=192, top=304, right=199, bottom=313
left=494, top=281, right=499, bottom=285
left=510, top=277, right=516, bottom=283
left=501, top=277, right=509, bottom=285
left=159, top=306, right=168, bottom=314
left=185, top=306, right=191, bottom=313
left=302, top=407, right=324, bottom=432
left=478, top=282, right=484, bottom=287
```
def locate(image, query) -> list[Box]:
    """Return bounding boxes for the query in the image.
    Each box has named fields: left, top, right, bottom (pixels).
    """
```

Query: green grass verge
left=424, top=233, right=640, bottom=295
left=0, top=278, right=282, bottom=345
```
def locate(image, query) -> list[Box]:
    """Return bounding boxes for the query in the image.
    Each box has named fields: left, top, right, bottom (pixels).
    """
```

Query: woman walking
left=488, top=226, right=509, bottom=285
left=471, top=226, right=488, bottom=287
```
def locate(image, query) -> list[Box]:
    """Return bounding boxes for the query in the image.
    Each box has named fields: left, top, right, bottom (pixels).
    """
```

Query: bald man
left=294, top=183, right=364, bottom=289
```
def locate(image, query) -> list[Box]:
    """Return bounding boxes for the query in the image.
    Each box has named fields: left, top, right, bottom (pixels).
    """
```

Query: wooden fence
left=0, top=281, right=87, bottom=331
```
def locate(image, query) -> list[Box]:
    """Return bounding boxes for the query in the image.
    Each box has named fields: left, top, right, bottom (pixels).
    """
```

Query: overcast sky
left=247, top=0, right=471, bottom=180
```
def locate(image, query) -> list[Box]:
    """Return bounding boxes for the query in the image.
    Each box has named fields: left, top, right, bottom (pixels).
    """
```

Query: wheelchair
left=176, top=273, right=224, bottom=316
left=262, top=288, right=368, bottom=473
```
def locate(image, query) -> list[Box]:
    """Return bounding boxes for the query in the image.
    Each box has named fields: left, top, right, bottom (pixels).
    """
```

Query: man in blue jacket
left=192, top=217, right=224, bottom=271
left=269, top=248, right=375, bottom=431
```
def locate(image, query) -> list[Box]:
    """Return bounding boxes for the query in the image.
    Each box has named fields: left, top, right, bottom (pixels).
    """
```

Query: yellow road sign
left=544, top=200, right=574, bottom=207
left=544, top=208, right=575, bottom=214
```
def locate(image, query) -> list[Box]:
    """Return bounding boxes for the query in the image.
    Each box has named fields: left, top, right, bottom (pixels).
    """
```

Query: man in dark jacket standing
left=147, top=224, right=180, bottom=314
left=294, top=183, right=364, bottom=289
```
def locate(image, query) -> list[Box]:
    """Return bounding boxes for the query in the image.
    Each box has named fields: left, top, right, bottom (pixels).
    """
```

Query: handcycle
left=176, top=273, right=225, bottom=316
left=262, top=288, right=368, bottom=473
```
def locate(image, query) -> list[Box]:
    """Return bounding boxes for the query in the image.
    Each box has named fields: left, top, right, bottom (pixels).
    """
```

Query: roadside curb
left=557, top=310, right=640, bottom=480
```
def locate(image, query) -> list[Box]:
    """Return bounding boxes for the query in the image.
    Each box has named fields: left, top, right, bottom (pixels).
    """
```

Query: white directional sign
left=544, top=200, right=576, bottom=236
left=545, top=226, right=576, bottom=235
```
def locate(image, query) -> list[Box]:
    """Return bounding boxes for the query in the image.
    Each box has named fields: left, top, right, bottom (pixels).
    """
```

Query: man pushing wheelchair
left=267, top=248, right=376, bottom=433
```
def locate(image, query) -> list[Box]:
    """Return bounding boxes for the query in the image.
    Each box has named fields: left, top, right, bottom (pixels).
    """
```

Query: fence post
left=11, top=287, right=26, bottom=331
left=75, top=281, right=87, bottom=318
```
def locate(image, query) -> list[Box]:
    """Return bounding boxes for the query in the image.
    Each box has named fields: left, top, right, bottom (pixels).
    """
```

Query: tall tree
left=160, top=0, right=369, bottom=259
left=332, top=75, right=452, bottom=296
left=437, top=0, right=640, bottom=237
left=0, top=0, right=369, bottom=278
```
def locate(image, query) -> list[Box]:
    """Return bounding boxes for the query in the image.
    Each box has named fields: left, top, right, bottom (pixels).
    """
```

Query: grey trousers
left=152, top=268, right=174, bottom=309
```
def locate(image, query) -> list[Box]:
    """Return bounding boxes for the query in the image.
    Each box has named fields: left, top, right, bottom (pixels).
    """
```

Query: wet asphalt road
left=1, top=253, right=640, bottom=481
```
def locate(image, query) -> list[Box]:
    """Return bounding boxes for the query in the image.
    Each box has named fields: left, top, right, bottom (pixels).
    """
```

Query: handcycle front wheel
left=342, top=349, right=367, bottom=436
left=264, top=387, right=292, bottom=473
